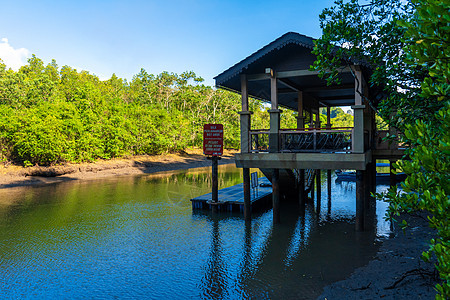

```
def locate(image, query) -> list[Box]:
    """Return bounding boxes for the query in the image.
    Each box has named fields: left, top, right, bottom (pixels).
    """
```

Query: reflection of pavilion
left=200, top=217, right=227, bottom=299
left=214, top=32, right=404, bottom=230
left=198, top=200, right=379, bottom=299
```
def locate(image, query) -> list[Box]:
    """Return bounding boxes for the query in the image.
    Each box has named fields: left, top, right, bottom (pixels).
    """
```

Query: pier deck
left=191, top=177, right=272, bottom=212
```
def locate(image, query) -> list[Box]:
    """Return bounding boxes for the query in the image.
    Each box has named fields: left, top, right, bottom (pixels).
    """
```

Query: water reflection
left=201, top=217, right=227, bottom=299
left=194, top=200, right=382, bottom=299
left=0, top=164, right=392, bottom=299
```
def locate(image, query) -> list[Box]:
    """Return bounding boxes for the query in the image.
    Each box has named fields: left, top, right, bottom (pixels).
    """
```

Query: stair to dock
left=260, top=168, right=316, bottom=194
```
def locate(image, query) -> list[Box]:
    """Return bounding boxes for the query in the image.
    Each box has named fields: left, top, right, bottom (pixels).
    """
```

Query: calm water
left=0, top=164, right=392, bottom=299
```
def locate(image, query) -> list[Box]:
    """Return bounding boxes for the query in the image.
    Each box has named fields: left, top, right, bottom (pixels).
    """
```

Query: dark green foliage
left=0, top=57, right=243, bottom=165
left=313, top=0, right=449, bottom=298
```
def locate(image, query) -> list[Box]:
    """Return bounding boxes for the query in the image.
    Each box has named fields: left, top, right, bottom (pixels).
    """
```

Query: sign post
left=203, top=124, right=223, bottom=206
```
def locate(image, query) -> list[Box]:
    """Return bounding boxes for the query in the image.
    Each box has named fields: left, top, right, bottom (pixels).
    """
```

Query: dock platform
left=191, top=177, right=272, bottom=212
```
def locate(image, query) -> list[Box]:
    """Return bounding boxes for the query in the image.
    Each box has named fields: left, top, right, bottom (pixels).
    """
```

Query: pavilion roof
left=215, top=32, right=382, bottom=110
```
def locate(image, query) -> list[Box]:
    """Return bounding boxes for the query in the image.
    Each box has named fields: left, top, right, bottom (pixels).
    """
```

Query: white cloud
left=0, top=38, right=31, bottom=71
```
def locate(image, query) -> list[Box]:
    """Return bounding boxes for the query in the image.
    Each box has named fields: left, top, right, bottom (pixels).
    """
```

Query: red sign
left=203, top=124, right=223, bottom=156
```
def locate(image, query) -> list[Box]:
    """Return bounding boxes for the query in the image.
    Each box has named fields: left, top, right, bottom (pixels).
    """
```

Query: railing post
left=352, top=65, right=365, bottom=153
left=239, top=112, right=252, bottom=153
left=297, top=91, right=305, bottom=129
left=313, top=130, right=317, bottom=150
left=268, top=68, right=281, bottom=153
left=239, top=74, right=252, bottom=154
left=351, top=128, right=355, bottom=152
left=268, top=109, right=282, bottom=153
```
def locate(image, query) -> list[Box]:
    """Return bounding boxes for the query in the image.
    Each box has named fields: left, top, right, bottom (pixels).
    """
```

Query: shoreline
left=0, top=149, right=236, bottom=189
left=317, top=213, right=438, bottom=299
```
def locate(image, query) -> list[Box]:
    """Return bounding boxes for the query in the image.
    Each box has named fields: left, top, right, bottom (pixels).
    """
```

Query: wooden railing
left=250, top=129, right=270, bottom=152
left=250, top=127, right=354, bottom=153
left=375, top=130, right=406, bottom=150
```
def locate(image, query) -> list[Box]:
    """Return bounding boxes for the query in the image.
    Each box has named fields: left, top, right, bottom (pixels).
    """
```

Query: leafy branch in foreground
left=313, top=0, right=449, bottom=298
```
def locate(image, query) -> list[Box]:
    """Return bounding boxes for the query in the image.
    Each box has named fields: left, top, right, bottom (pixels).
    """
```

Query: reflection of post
left=327, top=169, right=332, bottom=219
left=364, top=162, right=376, bottom=231
left=243, top=220, right=252, bottom=271
left=243, top=168, right=251, bottom=220
left=316, top=169, right=321, bottom=214
left=298, top=169, right=305, bottom=206
left=327, top=170, right=332, bottom=197
left=356, top=170, right=365, bottom=231
left=235, top=219, right=253, bottom=296
left=272, top=169, right=280, bottom=224
left=202, top=217, right=225, bottom=298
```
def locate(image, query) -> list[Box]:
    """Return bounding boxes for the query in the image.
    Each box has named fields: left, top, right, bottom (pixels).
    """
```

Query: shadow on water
left=0, top=164, right=392, bottom=299
left=194, top=196, right=382, bottom=300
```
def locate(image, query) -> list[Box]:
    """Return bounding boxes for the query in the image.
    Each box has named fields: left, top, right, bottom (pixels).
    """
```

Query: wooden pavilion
left=214, top=32, right=404, bottom=230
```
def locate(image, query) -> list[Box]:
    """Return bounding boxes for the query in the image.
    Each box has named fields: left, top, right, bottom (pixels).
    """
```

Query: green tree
left=313, top=0, right=449, bottom=297
left=0, top=58, right=242, bottom=165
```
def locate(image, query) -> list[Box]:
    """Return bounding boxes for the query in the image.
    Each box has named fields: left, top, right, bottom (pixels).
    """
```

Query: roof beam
left=278, top=88, right=297, bottom=94
left=277, top=66, right=351, bottom=79
left=303, top=83, right=354, bottom=92
left=318, top=95, right=354, bottom=101
left=246, top=66, right=352, bottom=81
left=247, top=73, right=270, bottom=81
left=277, top=78, right=300, bottom=92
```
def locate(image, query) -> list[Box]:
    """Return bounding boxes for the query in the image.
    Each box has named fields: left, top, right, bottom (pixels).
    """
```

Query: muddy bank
left=318, top=213, right=438, bottom=299
left=0, top=149, right=236, bottom=189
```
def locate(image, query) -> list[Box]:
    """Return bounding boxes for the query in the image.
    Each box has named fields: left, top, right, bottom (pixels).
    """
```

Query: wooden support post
left=299, top=169, right=305, bottom=206
left=239, top=112, right=252, bottom=153
left=364, top=162, right=375, bottom=230
left=388, top=113, right=399, bottom=150
left=310, top=175, right=315, bottom=200
left=369, top=161, right=376, bottom=194
left=352, top=66, right=365, bottom=153
left=268, top=69, right=281, bottom=153
left=326, top=106, right=331, bottom=128
left=268, top=109, right=281, bottom=152
left=239, top=75, right=252, bottom=154
left=240, top=76, right=252, bottom=218
left=212, top=156, right=218, bottom=203
left=270, top=71, right=278, bottom=110
left=211, top=156, right=219, bottom=213
left=243, top=168, right=251, bottom=220
left=272, top=169, right=280, bottom=224
left=390, top=161, right=396, bottom=187
left=315, top=111, right=321, bottom=128
left=356, top=170, right=365, bottom=231
left=241, top=75, right=249, bottom=111
left=297, top=91, right=305, bottom=129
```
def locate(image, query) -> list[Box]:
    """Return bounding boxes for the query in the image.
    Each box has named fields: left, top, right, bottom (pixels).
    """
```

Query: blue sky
left=0, top=0, right=336, bottom=86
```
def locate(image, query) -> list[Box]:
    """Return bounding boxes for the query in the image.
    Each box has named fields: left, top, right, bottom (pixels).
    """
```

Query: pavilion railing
left=375, top=130, right=407, bottom=150
left=250, top=127, right=353, bottom=153
left=250, top=129, right=270, bottom=152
